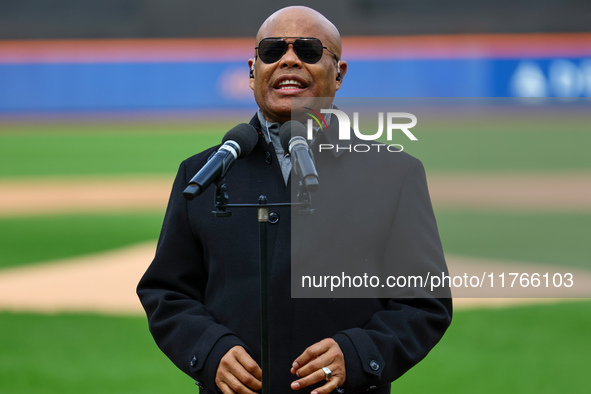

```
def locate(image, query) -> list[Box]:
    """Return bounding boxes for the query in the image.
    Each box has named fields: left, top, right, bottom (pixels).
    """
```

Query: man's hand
left=215, top=346, right=262, bottom=393
left=290, top=338, right=346, bottom=394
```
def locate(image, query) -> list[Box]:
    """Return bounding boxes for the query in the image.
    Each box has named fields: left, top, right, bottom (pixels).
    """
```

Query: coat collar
left=248, top=113, right=272, bottom=152
left=248, top=112, right=347, bottom=159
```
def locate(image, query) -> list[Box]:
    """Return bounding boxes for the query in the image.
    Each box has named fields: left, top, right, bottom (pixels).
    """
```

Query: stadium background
left=1, top=1, right=590, bottom=393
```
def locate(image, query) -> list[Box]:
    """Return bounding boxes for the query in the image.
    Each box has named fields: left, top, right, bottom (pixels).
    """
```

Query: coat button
left=190, top=356, right=198, bottom=367
left=268, top=211, right=279, bottom=224
left=369, top=360, right=379, bottom=371
left=265, top=152, right=272, bottom=164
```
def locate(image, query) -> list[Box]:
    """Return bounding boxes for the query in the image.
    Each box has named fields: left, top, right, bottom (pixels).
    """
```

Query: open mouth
left=274, top=76, right=308, bottom=91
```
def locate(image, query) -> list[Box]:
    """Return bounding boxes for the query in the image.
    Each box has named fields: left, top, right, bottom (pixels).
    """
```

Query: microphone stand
left=212, top=176, right=313, bottom=394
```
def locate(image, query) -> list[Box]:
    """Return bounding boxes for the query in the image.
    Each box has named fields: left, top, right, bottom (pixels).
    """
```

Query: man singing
left=138, top=6, right=452, bottom=394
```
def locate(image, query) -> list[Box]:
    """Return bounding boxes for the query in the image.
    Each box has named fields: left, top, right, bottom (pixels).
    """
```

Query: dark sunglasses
left=255, top=37, right=339, bottom=64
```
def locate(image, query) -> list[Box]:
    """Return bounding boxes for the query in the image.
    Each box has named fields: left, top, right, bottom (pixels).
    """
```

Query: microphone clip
left=295, top=181, right=315, bottom=215
left=212, top=178, right=232, bottom=217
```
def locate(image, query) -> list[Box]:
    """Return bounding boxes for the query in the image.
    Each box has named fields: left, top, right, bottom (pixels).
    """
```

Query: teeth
left=277, top=79, right=304, bottom=89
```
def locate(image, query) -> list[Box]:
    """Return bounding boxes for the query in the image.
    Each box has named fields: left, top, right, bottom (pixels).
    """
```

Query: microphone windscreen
left=279, top=121, right=307, bottom=152
left=222, top=123, right=259, bottom=158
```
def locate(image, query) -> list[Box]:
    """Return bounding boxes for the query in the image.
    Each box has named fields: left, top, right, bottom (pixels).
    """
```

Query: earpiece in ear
left=249, top=64, right=255, bottom=79
left=336, top=61, right=342, bottom=81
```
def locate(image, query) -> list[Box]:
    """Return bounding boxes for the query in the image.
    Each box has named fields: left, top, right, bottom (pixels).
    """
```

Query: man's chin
left=263, top=99, right=294, bottom=123
left=261, top=107, right=292, bottom=123
left=264, top=95, right=332, bottom=123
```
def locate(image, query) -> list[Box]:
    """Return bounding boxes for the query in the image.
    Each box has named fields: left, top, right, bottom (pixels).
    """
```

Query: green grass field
left=0, top=312, right=194, bottom=394
left=1, top=112, right=589, bottom=393
left=0, top=213, right=164, bottom=269
left=0, top=131, right=222, bottom=177
left=1, top=110, right=590, bottom=178
left=394, top=300, right=591, bottom=393
left=1, top=301, right=589, bottom=394
left=1, top=210, right=589, bottom=270
left=436, top=210, right=591, bottom=269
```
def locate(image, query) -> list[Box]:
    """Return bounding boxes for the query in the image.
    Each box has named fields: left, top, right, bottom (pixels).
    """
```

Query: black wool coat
left=137, top=114, right=452, bottom=394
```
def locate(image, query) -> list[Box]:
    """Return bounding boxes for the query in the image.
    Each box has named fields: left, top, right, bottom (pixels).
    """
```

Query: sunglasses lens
left=257, top=38, right=327, bottom=64
left=258, top=39, right=287, bottom=63
left=294, top=38, right=324, bottom=63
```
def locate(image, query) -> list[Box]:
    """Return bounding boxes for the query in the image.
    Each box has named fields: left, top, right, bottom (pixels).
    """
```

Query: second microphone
left=279, top=121, right=319, bottom=192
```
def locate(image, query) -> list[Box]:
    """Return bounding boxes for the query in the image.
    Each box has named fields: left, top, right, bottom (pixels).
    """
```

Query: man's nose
left=280, top=43, right=303, bottom=67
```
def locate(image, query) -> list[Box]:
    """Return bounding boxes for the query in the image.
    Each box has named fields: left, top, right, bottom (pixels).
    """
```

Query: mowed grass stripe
left=1, top=211, right=589, bottom=271
left=0, top=213, right=163, bottom=269
left=1, top=301, right=589, bottom=393
left=0, top=312, right=195, bottom=394
left=1, top=117, right=590, bottom=178
left=436, top=210, right=591, bottom=269
left=393, top=300, right=591, bottom=393
left=0, top=131, right=222, bottom=177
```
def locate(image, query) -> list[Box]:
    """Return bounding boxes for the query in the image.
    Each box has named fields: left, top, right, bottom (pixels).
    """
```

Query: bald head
left=256, top=6, right=342, bottom=58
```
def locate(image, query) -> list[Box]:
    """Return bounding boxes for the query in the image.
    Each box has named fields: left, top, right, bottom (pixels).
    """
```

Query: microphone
left=183, top=123, right=259, bottom=200
left=279, top=121, right=319, bottom=192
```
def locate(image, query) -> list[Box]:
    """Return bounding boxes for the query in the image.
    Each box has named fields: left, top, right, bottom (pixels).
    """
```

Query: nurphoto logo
left=303, top=108, right=418, bottom=153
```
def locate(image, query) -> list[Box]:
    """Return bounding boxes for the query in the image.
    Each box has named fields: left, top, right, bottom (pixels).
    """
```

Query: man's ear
left=248, top=58, right=255, bottom=91
left=335, top=60, right=347, bottom=91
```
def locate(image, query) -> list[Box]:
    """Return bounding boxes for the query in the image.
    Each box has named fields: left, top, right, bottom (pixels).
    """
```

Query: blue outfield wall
left=342, top=58, right=591, bottom=97
left=0, top=62, right=255, bottom=112
left=1, top=36, right=591, bottom=114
